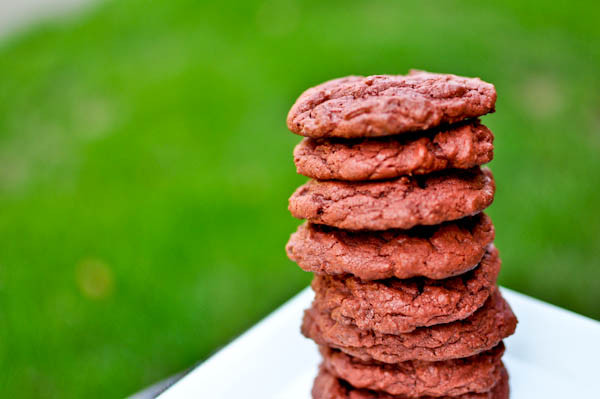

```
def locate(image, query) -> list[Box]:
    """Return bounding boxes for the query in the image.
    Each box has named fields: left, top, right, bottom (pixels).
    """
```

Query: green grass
left=0, top=0, right=599, bottom=397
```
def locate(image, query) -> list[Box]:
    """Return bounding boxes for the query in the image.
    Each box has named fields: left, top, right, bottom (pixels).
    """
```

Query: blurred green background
left=0, top=0, right=599, bottom=397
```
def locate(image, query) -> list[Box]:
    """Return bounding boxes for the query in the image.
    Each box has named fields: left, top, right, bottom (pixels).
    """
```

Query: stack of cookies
left=285, top=71, right=518, bottom=399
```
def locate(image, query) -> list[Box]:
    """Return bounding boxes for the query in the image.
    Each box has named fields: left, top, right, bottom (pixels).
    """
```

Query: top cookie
left=287, top=71, right=496, bottom=139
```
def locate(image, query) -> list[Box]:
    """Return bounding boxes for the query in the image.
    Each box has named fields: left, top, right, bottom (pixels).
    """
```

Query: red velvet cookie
left=289, top=167, right=495, bottom=231
left=287, top=213, right=494, bottom=280
left=320, top=343, right=505, bottom=397
left=294, top=121, right=493, bottom=181
left=287, top=71, right=496, bottom=139
left=311, top=364, right=509, bottom=399
left=301, top=289, right=517, bottom=364
left=312, top=246, right=500, bottom=334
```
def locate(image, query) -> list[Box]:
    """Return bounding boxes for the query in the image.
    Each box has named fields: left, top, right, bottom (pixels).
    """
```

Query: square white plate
left=158, top=287, right=600, bottom=398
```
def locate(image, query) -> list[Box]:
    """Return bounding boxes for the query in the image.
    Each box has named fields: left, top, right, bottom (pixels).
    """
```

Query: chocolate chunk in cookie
left=294, top=120, right=493, bottom=181
left=289, top=167, right=495, bottom=230
left=287, top=71, right=496, bottom=139
left=312, top=246, right=500, bottom=334
left=320, top=343, right=505, bottom=397
left=302, top=289, right=517, bottom=363
left=287, top=213, right=494, bottom=280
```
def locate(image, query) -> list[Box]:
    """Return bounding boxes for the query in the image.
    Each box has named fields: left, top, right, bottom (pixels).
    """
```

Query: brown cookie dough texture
left=311, top=364, right=509, bottom=399
left=294, top=121, right=494, bottom=181
left=312, top=246, right=500, bottom=334
left=302, top=289, right=517, bottom=364
left=289, top=167, right=495, bottom=231
left=287, top=71, right=496, bottom=139
left=287, top=213, right=494, bottom=280
left=320, top=343, right=505, bottom=397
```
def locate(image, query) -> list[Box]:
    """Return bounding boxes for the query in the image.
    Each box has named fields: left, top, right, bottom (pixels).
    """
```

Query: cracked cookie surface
left=294, top=121, right=493, bottom=181
left=289, top=167, right=495, bottom=231
left=311, top=364, right=509, bottom=399
left=287, top=213, right=494, bottom=280
left=312, top=246, right=500, bottom=334
left=320, top=343, right=504, bottom=397
left=302, top=289, right=517, bottom=364
left=287, top=71, right=496, bottom=139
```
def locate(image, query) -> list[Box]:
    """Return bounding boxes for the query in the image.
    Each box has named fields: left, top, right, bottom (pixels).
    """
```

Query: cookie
left=311, top=364, right=509, bottom=399
left=301, top=289, right=517, bottom=364
left=312, top=246, right=500, bottom=334
left=287, top=71, right=496, bottom=139
left=320, top=343, right=505, bottom=397
left=287, top=213, right=494, bottom=280
left=294, top=120, right=494, bottom=181
left=289, top=167, right=495, bottom=230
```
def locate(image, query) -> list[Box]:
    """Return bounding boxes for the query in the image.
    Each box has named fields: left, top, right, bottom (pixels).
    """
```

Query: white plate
left=158, top=287, right=600, bottom=398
